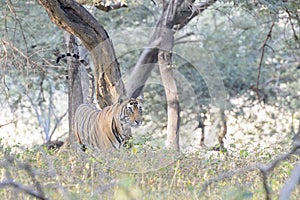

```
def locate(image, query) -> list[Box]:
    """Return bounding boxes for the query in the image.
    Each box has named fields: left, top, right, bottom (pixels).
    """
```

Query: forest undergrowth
left=0, top=137, right=299, bottom=200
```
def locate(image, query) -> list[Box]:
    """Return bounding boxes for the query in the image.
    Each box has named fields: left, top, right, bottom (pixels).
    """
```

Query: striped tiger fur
left=74, top=98, right=143, bottom=150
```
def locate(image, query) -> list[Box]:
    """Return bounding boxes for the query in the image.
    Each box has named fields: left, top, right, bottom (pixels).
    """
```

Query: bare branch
left=255, top=20, right=276, bottom=106
left=48, top=110, right=68, bottom=142
left=261, top=142, right=300, bottom=172
left=186, top=0, right=216, bottom=19
left=6, top=0, right=28, bottom=52
left=2, top=40, right=30, bottom=66
left=280, top=163, right=300, bottom=200
left=286, top=9, right=299, bottom=42
left=0, top=180, right=48, bottom=200
left=200, top=142, right=300, bottom=199
left=175, top=32, right=194, bottom=43
left=200, top=164, right=258, bottom=194
left=0, top=120, right=16, bottom=129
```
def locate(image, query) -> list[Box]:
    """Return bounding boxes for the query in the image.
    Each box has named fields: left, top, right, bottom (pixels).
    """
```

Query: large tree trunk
left=37, top=0, right=125, bottom=107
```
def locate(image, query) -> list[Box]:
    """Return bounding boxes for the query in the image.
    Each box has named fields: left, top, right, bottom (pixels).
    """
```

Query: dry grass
left=0, top=140, right=299, bottom=200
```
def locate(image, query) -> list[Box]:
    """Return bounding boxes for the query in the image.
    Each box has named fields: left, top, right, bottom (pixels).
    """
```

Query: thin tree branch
left=174, top=32, right=194, bottom=43
left=1, top=40, right=30, bottom=65
left=279, top=163, right=300, bottom=200
left=286, top=9, right=299, bottom=42
left=200, top=164, right=258, bottom=194
left=48, top=110, right=68, bottom=142
left=184, top=0, right=217, bottom=22
left=255, top=20, right=276, bottom=105
left=1, top=40, right=41, bottom=70
left=0, top=181, right=48, bottom=200
left=259, top=141, right=300, bottom=172
left=6, top=0, right=28, bottom=52
left=0, top=120, right=16, bottom=129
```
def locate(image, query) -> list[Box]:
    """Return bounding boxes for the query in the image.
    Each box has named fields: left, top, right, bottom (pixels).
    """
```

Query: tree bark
left=64, top=33, right=83, bottom=145
left=37, top=0, right=125, bottom=107
left=218, top=108, right=227, bottom=149
left=157, top=0, right=181, bottom=151
left=158, top=51, right=180, bottom=151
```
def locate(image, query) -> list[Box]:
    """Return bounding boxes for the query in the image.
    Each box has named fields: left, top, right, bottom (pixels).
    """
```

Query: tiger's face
left=125, top=98, right=143, bottom=127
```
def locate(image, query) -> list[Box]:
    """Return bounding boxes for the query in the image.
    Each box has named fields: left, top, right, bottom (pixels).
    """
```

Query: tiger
left=74, top=98, right=143, bottom=151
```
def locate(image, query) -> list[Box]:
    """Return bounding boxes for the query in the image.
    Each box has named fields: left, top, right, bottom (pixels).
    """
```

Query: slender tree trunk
left=158, top=0, right=181, bottom=151
left=64, top=33, right=83, bottom=145
left=158, top=51, right=180, bottom=151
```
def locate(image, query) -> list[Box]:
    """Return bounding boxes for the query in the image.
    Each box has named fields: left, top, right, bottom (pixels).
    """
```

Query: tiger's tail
left=56, top=53, right=88, bottom=65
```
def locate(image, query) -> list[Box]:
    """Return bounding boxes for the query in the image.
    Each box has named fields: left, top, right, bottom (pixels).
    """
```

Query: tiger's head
left=122, top=98, right=143, bottom=127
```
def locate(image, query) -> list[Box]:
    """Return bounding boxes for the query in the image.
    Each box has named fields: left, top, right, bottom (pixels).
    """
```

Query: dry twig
left=0, top=120, right=16, bottom=129
left=0, top=180, right=48, bottom=200
left=255, top=20, right=276, bottom=105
